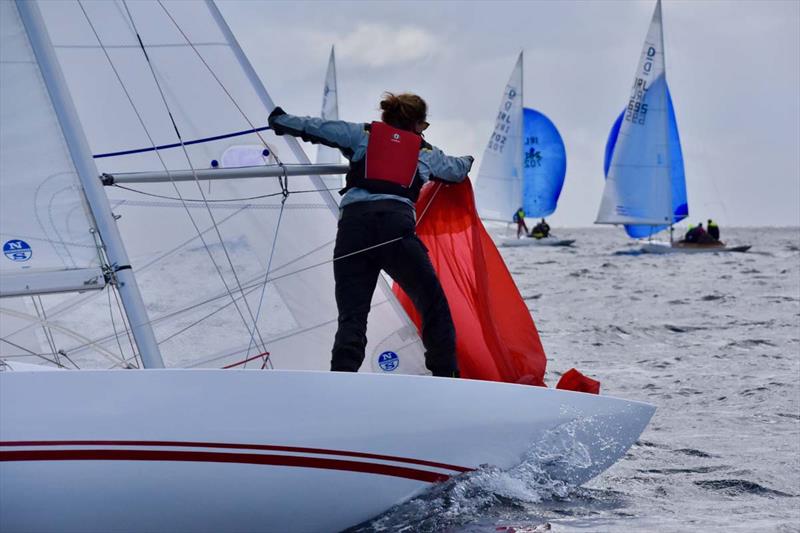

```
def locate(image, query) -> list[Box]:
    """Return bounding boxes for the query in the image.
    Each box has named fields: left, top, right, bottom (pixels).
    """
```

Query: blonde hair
left=380, top=92, right=427, bottom=131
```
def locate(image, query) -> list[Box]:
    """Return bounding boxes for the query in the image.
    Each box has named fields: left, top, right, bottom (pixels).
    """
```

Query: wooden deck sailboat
left=0, top=2, right=653, bottom=531
left=475, top=52, right=573, bottom=247
left=596, top=0, right=750, bottom=254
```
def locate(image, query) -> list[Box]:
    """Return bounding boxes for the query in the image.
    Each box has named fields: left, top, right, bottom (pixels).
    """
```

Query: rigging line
left=111, top=184, right=339, bottom=203
left=93, top=126, right=270, bottom=159
left=259, top=182, right=448, bottom=285
left=156, top=281, right=262, bottom=347
left=35, top=296, right=63, bottom=367
left=0, top=338, right=67, bottom=369
left=62, top=182, right=448, bottom=355
left=107, top=282, right=130, bottom=366
left=112, top=282, right=140, bottom=369
left=84, top=1, right=263, bottom=348
left=41, top=207, right=252, bottom=357
left=155, top=0, right=275, bottom=159
left=4, top=200, right=246, bottom=354
left=242, top=168, right=290, bottom=367
left=132, top=182, right=449, bottom=317
left=121, top=1, right=269, bottom=356
left=0, top=307, right=123, bottom=366
left=31, top=296, right=58, bottom=363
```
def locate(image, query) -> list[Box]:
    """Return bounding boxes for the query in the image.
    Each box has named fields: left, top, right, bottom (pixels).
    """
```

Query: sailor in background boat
left=707, top=219, right=720, bottom=241
left=513, top=207, right=529, bottom=238
left=683, top=223, right=718, bottom=244
left=268, top=93, right=474, bottom=377
left=530, top=218, right=551, bottom=239
left=684, top=223, right=705, bottom=243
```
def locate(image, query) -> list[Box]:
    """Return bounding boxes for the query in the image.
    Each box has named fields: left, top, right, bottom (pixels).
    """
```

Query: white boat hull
left=501, top=237, right=576, bottom=248
left=641, top=241, right=751, bottom=254
left=0, top=369, right=654, bottom=532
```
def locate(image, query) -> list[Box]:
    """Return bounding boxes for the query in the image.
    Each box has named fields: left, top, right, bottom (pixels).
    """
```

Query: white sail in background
left=0, top=0, right=104, bottom=297
left=596, top=0, right=672, bottom=226
left=317, top=47, right=340, bottom=164
left=316, top=46, right=343, bottom=196
left=9, top=0, right=426, bottom=373
left=475, top=52, right=523, bottom=222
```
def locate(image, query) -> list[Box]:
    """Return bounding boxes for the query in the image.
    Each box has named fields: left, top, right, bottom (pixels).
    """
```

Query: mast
left=16, top=0, right=164, bottom=368
left=657, top=0, right=674, bottom=229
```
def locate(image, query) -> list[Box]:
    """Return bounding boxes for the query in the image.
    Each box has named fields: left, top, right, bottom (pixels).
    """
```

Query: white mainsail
left=316, top=47, right=340, bottom=164
left=0, top=0, right=103, bottom=297
left=7, top=0, right=426, bottom=373
left=596, top=0, right=672, bottom=226
left=316, top=46, right=344, bottom=197
left=475, top=51, right=523, bottom=222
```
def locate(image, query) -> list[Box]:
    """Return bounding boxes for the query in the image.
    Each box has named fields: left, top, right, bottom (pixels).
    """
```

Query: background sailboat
left=475, top=52, right=573, bottom=247
left=316, top=45, right=343, bottom=200
left=596, top=0, right=749, bottom=253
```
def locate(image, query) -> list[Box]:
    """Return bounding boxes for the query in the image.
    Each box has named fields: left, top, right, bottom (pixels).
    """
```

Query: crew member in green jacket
left=513, top=207, right=528, bottom=239
left=707, top=219, right=720, bottom=241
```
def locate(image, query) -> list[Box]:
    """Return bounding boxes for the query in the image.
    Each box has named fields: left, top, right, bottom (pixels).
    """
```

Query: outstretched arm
left=419, top=145, right=474, bottom=183
left=268, top=107, right=364, bottom=159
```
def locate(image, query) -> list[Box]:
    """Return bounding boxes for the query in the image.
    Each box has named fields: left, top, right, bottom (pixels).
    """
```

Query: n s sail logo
left=377, top=351, right=399, bottom=372
left=3, top=240, right=32, bottom=262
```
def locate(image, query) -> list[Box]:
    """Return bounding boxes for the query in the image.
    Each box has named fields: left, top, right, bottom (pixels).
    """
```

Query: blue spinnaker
left=604, top=86, right=687, bottom=238
left=522, top=108, right=566, bottom=218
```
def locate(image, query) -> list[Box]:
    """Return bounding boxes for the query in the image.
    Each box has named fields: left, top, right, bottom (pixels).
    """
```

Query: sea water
left=351, top=227, right=800, bottom=533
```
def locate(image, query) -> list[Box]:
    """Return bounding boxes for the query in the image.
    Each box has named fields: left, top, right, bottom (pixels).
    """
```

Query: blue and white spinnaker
left=522, top=107, right=567, bottom=219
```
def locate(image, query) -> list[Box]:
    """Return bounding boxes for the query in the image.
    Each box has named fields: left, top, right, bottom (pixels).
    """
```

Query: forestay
left=596, top=0, right=673, bottom=227
left=475, top=52, right=523, bottom=222
left=19, top=0, right=425, bottom=372
left=0, top=0, right=103, bottom=298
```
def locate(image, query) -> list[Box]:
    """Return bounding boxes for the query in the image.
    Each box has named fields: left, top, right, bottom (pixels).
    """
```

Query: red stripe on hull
left=0, top=440, right=470, bottom=473
left=0, top=449, right=451, bottom=483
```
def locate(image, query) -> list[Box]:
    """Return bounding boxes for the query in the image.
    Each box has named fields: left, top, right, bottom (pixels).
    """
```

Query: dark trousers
left=331, top=200, right=458, bottom=376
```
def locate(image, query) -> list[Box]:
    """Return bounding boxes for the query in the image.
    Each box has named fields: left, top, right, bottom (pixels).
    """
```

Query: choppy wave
left=369, top=227, right=800, bottom=532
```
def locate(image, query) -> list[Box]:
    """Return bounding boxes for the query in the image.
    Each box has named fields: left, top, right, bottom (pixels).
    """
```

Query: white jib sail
left=23, top=0, right=426, bottom=373
left=0, top=0, right=104, bottom=298
left=475, top=51, right=524, bottom=222
left=596, top=0, right=672, bottom=226
left=316, top=46, right=343, bottom=195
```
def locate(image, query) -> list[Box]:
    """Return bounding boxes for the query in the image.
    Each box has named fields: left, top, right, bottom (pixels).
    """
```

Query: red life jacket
left=342, top=122, right=427, bottom=202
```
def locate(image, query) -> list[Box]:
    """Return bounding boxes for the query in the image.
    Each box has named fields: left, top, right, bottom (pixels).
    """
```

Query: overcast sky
left=218, top=0, right=799, bottom=227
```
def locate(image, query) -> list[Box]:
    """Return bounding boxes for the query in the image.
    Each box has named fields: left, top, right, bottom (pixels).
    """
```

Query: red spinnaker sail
left=393, top=180, right=546, bottom=385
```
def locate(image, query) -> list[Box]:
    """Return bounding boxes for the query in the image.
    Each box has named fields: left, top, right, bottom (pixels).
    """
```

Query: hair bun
left=379, top=92, right=427, bottom=131
left=380, top=94, right=398, bottom=112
